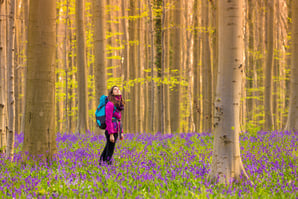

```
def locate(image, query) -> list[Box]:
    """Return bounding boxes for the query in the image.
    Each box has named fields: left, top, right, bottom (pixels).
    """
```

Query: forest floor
left=0, top=130, right=297, bottom=198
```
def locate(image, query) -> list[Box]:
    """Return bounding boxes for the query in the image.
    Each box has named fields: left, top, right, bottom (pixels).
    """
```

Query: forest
left=0, top=0, right=297, bottom=198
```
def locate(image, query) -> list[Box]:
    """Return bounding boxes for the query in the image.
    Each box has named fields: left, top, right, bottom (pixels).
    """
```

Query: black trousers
left=100, top=130, right=118, bottom=164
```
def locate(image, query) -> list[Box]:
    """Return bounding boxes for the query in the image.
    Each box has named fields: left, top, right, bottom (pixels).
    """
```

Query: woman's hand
left=120, top=134, right=124, bottom=141
left=110, top=134, right=115, bottom=143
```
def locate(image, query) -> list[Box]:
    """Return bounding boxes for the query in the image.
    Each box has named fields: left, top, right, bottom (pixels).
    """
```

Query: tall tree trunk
left=170, top=0, right=182, bottom=133
left=76, top=0, right=89, bottom=133
left=285, top=0, right=298, bottom=131
left=201, top=0, right=212, bottom=132
left=64, top=0, right=69, bottom=133
left=246, top=0, right=254, bottom=125
left=129, top=0, right=138, bottom=133
left=22, top=0, right=57, bottom=161
left=273, top=0, right=279, bottom=129
left=6, top=0, right=16, bottom=160
left=210, top=0, right=249, bottom=184
left=251, top=0, right=261, bottom=127
left=20, top=0, right=29, bottom=133
left=161, top=0, right=166, bottom=134
left=138, top=0, right=144, bottom=133
left=106, top=0, right=113, bottom=78
left=56, top=3, right=65, bottom=133
left=264, top=0, right=274, bottom=131
left=144, top=13, right=149, bottom=133
left=153, top=0, right=161, bottom=133
left=147, top=0, right=155, bottom=133
left=67, top=17, right=74, bottom=133
left=94, top=0, right=107, bottom=135
left=121, top=0, right=129, bottom=132
left=67, top=12, right=77, bottom=133
left=0, top=0, right=7, bottom=154
left=185, top=0, right=194, bottom=132
left=164, top=0, right=171, bottom=134
left=193, top=0, right=201, bottom=133
left=14, top=0, right=21, bottom=135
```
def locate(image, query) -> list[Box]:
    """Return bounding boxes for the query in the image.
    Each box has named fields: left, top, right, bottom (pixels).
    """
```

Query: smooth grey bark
left=6, top=0, right=16, bottom=160
left=0, top=0, right=7, bottom=154
left=209, top=0, right=249, bottom=184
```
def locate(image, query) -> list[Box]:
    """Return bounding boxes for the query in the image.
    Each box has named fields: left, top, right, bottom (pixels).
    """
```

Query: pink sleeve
left=105, top=102, right=115, bottom=134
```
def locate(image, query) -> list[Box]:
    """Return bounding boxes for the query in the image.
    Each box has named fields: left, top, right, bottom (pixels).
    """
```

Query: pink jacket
left=105, top=101, right=121, bottom=134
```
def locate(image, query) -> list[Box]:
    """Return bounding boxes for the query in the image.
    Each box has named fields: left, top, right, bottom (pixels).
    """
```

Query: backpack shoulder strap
left=99, top=95, right=108, bottom=110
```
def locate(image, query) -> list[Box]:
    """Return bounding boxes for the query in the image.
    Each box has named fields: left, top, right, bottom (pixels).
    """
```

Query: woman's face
left=112, top=87, right=121, bottom=96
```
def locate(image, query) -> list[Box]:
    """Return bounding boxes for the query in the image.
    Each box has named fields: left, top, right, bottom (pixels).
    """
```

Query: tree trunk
left=138, top=0, right=144, bottom=133
left=67, top=17, right=75, bottom=133
left=76, top=0, right=89, bottom=134
left=246, top=0, right=254, bottom=124
left=94, top=0, right=107, bottom=135
left=161, top=0, right=166, bottom=134
left=14, top=1, right=21, bottom=135
left=164, top=0, right=171, bottom=134
left=0, top=0, right=7, bottom=154
left=264, top=0, right=274, bottom=131
left=106, top=0, right=113, bottom=78
left=147, top=0, right=155, bottom=133
left=64, top=0, right=69, bottom=133
left=201, top=0, right=212, bottom=132
left=185, top=1, right=194, bottom=132
left=121, top=0, right=129, bottom=133
left=144, top=14, right=149, bottom=133
left=153, top=0, right=161, bottom=134
left=22, top=0, right=57, bottom=161
left=170, top=0, right=182, bottom=133
left=129, top=0, right=138, bottom=133
left=193, top=0, right=201, bottom=133
left=285, top=0, right=298, bottom=131
left=6, top=0, right=16, bottom=160
left=20, top=0, right=29, bottom=134
left=56, top=3, right=65, bottom=133
left=210, top=0, right=249, bottom=184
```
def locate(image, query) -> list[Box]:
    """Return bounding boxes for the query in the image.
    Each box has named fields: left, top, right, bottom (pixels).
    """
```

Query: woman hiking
left=99, top=86, right=125, bottom=165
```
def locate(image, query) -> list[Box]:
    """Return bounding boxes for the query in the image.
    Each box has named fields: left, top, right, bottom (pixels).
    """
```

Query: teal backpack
left=95, top=95, right=116, bottom=129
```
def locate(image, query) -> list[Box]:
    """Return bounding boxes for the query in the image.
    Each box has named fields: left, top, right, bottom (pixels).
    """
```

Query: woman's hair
left=108, top=86, right=125, bottom=107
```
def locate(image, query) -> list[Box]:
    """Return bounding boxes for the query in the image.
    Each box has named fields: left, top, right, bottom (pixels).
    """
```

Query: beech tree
left=264, top=0, right=274, bottom=131
left=76, top=0, right=89, bottom=134
left=22, top=0, right=57, bottom=160
left=193, top=0, right=201, bottom=133
left=93, top=0, right=106, bottom=134
left=129, top=0, right=138, bottom=133
left=285, top=0, right=298, bottom=131
left=201, top=0, right=212, bottom=132
left=170, top=0, right=182, bottom=133
left=56, top=2, right=65, bottom=133
left=6, top=0, right=16, bottom=160
left=0, top=0, right=6, bottom=154
left=209, top=0, right=249, bottom=183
